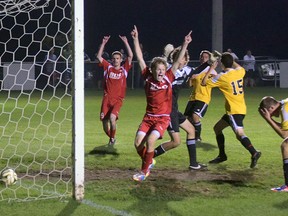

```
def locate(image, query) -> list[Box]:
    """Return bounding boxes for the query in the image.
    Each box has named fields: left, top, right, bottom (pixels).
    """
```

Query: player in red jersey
left=131, top=25, right=192, bottom=181
left=96, top=35, right=133, bottom=145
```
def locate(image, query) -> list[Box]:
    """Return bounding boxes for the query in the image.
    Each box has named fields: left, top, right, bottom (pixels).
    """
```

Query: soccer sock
left=104, top=129, right=110, bottom=138
left=142, top=151, right=154, bottom=174
left=216, top=133, right=226, bottom=157
left=283, top=159, right=288, bottom=186
left=193, top=122, right=201, bottom=139
left=110, top=129, right=116, bottom=140
left=137, top=146, right=146, bottom=159
left=154, top=145, right=166, bottom=158
left=240, top=136, right=257, bottom=155
left=187, top=138, right=197, bottom=166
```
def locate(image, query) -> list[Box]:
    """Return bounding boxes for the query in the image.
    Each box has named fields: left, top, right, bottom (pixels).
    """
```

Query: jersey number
left=231, top=79, right=243, bottom=95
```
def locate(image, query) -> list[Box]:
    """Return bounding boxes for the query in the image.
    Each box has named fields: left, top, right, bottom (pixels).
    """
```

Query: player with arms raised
left=96, top=35, right=133, bottom=145
left=131, top=25, right=192, bottom=181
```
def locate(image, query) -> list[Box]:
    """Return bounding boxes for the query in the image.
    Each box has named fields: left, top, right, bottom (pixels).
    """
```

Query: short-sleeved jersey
left=205, top=66, right=246, bottom=115
left=280, top=98, right=288, bottom=130
left=99, top=59, right=132, bottom=99
left=189, top=66, right=217, bottom=104
left=172, top=65, right=193, bottom=110
left=142, top=67, right=174, bottom=116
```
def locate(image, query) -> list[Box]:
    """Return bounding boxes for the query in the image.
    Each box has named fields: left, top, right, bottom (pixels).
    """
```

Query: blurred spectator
left=227, top=48, right=239, bottom=61
left=243, top=50, right=256, bottom=87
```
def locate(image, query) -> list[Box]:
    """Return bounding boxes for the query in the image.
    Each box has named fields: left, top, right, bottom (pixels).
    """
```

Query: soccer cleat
left=250, top=151, right=261, bottom=168
left=209, top=155, right=227, bottom=164
left=108, top=138, right=116, bottom=146
left=189, top=163, right=208, bottom=171
left=271, top=185, right=288, bottom=192
left=196, top=137, right=202, bottom=142
left=132, top=171, right=150, bottom=182
left=148, top=159, right=156, bottom=172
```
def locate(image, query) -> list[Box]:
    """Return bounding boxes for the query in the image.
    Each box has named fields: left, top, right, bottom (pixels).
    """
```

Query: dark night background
left=84, top=0, right=288, bottom=60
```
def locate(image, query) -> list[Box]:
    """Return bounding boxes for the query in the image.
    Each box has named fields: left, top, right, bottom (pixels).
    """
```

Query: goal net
left=0, top=0, right=77, bottom=201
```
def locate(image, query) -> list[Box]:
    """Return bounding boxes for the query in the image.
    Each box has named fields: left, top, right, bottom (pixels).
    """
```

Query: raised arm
left=96, top=35, right=110, bottom=63
left=131, top=25, right=146, bottom=71
left=201, top=61, right=218, bottom=86
left=119, top=35, right=133, bottom=65
left=170, top=31, right=192, bottom=75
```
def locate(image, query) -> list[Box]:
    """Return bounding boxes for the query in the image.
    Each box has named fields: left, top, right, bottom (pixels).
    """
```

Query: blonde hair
left=150, top=57, right=168, bottom=73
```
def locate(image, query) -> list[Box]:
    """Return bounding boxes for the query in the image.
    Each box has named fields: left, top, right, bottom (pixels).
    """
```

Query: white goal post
left=0, top=0, right=85, bottom=201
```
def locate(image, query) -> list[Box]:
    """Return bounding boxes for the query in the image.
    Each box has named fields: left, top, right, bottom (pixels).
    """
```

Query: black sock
left=283, top=159, right=288, bottom=186
left=187, top=139, right=197, bottom=166
left=154, top=145, right=165, bottom=158
left=216, top=133, right=226, bottom=157
left=193, top=122, right=201, bottom=139
left=240, top=136, right=257, bottom=155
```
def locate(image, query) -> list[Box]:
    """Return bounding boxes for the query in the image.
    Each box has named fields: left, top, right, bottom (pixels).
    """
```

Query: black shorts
left=184, top=100, right=208, bottom=118
left=221, top=114, right=245, bottom=131
left=167, top=110, right=187, bottom=133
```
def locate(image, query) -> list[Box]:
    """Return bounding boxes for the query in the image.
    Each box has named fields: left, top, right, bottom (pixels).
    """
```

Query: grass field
left=1, top=86, right=288, bottom=216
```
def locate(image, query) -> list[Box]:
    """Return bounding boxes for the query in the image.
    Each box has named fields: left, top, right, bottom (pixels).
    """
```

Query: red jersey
left=142, top=67, right=174, bottom=116
left=99, top=59, right=132, bottom=99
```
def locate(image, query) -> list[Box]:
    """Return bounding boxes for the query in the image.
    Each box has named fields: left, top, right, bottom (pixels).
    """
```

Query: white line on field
left=82, top=199, right=132, bottom=216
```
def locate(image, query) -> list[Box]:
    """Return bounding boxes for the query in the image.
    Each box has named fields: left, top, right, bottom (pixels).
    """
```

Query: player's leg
left=281, top=139, right=288, bottom=187
left=108, top=113, right=117, bottom=144
left=154, top=110, right=181, bottom=157
left=230, top=114, right=261, bottom=168
left=180, top=118, right=207, bottom=170
left=209, top=115, right=229, bottom=163
left=271, top=138, right=288, bottom=191
left=154, top=131, right=181, bottom=157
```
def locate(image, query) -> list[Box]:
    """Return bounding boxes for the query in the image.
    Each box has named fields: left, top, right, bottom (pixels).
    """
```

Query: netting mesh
left=0, top=0, right=72, bottom=201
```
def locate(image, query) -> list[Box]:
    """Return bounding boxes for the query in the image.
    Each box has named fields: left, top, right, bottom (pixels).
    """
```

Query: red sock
left=142, top=151, right=154, bottom=174
left=110, top=129, right=116, bottom=139
left=104, top=129, right=110, bottom=138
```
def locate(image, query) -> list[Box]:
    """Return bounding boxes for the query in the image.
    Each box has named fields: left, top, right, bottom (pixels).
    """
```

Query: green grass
left=1, top=87, right=288, bottom=216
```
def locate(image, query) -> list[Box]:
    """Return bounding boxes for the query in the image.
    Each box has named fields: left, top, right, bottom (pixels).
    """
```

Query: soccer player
left=201, top=52, right=261, bottom=168
left=131, top=25, right=192, bottom=181
left=258, top=96, right=288, bottom=192
left=184, top=50, right=218, bottom=141
left=96, top=35, right=133, bottom=145
left=153, top=46, right=208, bottom=170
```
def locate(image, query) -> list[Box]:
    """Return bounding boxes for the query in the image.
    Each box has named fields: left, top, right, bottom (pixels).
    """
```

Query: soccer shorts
left=137, top=114, right=170, bottom=139
left=184, top=100, right=208, bottom=118
left=100, top=96, right=123, bottom=121
left=167, top=110, right=187, bottom=133
left=221, top=114, right=245, bottom=131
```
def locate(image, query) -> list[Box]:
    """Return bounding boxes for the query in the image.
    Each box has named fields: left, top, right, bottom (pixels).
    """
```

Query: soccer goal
left=0, top=0, right=85, bottom=201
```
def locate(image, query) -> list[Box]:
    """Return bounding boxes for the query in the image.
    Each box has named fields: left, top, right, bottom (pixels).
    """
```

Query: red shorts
left=100, top=96, right=123, bottom=121
left=137, top=114, right=170, bottom=138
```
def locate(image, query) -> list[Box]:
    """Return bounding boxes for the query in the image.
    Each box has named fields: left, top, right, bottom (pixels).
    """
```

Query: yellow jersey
left=189, top=66, right=216, bottom=104
left=206, top=66, right=246, bottom=115
left=281, top=98, right=288, bottom=130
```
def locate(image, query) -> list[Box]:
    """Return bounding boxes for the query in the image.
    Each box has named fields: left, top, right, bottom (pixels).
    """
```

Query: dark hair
left=221, top=52, right=233, bottom=68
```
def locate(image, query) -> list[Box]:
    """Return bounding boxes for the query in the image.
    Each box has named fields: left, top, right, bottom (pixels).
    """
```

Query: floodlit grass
left=1, top=86, right=288, bottom=216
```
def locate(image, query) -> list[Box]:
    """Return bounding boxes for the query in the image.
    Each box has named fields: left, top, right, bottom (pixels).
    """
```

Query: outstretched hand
left=119, top=35, right=128, bottom=43
left=184, top=31, right=192, bottom=44
left=131, top=25, right=138, bottom=39
left=102, top=35, right=110, bottom=44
